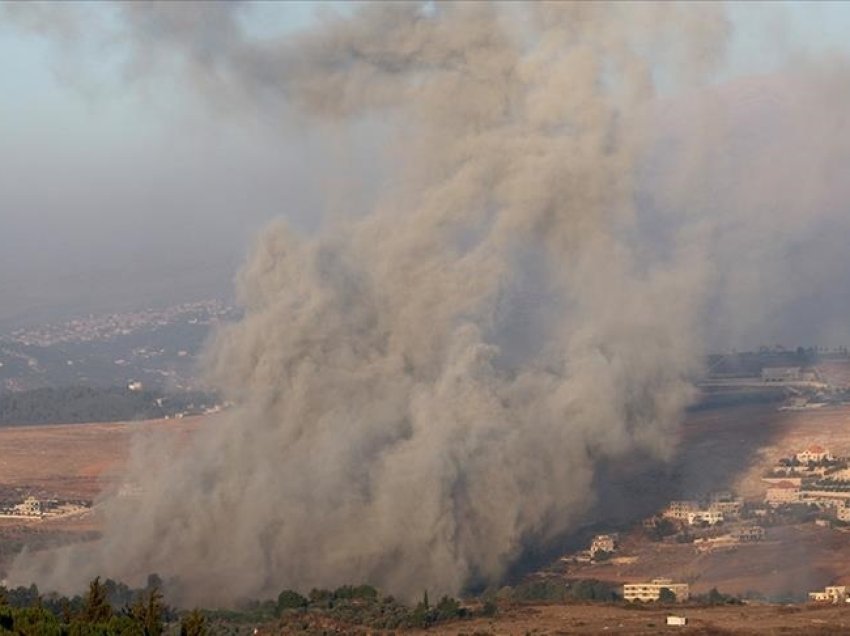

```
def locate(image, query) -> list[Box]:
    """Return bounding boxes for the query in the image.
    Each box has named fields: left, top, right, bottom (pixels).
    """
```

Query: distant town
left=0, top=299, right=239, bottom=392
left=0, top=299, right=236, bottom=348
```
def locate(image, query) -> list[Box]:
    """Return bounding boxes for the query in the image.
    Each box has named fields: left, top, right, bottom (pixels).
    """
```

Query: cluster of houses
left=0, top=496, right=89, bottom=519
left=662, top=491, right=744, bottom=527
left=763, top=445, right=850, bottom=522
left=571, top=443, right=850, bottom=606
left=809, top=585, right=850, bottom=604
left=0, top=496, right=47, bottom=518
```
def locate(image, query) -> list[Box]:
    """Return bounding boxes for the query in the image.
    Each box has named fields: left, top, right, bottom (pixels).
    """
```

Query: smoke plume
left=9, top=1, right=850, bottom=604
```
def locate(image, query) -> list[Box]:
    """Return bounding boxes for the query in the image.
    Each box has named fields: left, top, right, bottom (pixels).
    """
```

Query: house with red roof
left=796, top=445, right=833, bottom=464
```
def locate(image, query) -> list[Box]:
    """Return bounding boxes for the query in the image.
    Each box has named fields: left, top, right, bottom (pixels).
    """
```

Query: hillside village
left=548, top=441, right=850, bottom=605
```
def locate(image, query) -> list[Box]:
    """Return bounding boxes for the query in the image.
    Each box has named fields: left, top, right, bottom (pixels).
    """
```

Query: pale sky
left=1, top=1, right=849, bottom=334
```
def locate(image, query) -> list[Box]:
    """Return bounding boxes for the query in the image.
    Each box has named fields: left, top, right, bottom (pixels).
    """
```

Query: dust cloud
left=9, top=1, right=850, bottom=605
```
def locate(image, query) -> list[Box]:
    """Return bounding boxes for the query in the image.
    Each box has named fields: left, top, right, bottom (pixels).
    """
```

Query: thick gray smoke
left=9, top=1, right=850, bottom=604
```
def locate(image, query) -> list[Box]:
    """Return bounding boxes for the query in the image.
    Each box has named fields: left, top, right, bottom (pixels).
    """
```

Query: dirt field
left=0, top=416, right=203, bottom=576
left=3, top=402, right=850, bottom=617
left=428, top=602, right=850, bottom=635
left=0, top=417, right=203, bottom=501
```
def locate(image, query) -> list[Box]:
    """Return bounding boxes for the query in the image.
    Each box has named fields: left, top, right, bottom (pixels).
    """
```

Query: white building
left=590, top=534, right=617, bottom=557
left=796, top=445, right=833, bottom=464
left=623, top=579, right=689, bottom=603
left=663, top=501, right=699, bottom=520
left=13, top=496, right=43, bottom=517
left=687, top=510, right=724, bottom=526
left=809, top=586, right=848, bottom=603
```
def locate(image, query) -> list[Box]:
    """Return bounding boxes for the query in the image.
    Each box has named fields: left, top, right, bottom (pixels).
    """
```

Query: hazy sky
left=1, top=1, right=849, bottom=334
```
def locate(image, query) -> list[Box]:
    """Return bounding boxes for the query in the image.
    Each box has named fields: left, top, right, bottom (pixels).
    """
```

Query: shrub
left=276, top=590, right=308, bottom=613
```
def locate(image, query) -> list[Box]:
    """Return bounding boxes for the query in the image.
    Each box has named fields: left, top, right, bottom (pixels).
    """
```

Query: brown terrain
left=2, top=395, right=850, bottom=632
left=0, top=416, right=202, bottom=576
left=559, top=402, right=850, bottom=600
left=423, top=602, right=850, bottom=635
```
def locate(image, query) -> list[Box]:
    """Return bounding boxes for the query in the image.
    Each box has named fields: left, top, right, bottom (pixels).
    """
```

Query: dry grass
left=0, top=417, right=203, bottom=501
left=431, top=602, right=850, bottom=635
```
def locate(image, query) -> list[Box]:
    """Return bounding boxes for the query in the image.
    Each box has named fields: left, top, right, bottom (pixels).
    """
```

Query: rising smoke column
left=10, top=2, right=728, bottom=604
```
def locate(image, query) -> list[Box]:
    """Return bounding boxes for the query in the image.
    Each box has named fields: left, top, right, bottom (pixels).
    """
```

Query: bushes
left=276, top=590, right=308, bottom=613
left=509, top=580, right=566, bottom=603
left=503, top=579, right=619, bottom=604
left=180, top=609, right=207, bottom=636
left=698, top=587, right=743, bottom=606
left=266, top=585, right=475, bottom=630
left=0, top=577, right=167, bottom=635
left=568, top=579, right=619, bottom=602
left=658, top=587, right=677, bottom=604
left=0, top=577, right=481, bottom=633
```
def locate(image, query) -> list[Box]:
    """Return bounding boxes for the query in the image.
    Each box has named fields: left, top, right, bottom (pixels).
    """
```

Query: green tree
left=434, top=595, right=462, bottom=621
left=11, top=606, right=62, bottom=636
left=658, top=587, right=677, bottom=604
left=82, top=577, right=112, bottom=624
left=130, top=586, right=164, bottom=635
left=276, top=590, right=307, bottom=614
left=180, top=609, right=207, bottom=636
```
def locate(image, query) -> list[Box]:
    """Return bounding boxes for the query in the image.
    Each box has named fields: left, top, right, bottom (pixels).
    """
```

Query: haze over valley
left=2, top=2, right=850, bottom=634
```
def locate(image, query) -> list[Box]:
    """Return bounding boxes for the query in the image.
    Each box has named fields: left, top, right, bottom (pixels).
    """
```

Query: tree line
left=0, top=387, right=218, bottom=426
left=0, top=575, right=205, bottom=635
left=0, top=574, right=746, bottom=634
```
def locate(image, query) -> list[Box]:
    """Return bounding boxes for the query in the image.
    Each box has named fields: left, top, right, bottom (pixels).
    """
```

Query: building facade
left=687, top=510, right=724, bottom=526
left=590, top=534, right=617, bottom=557
left=14, top=496, right=43, bottom=517
left=623, top=579, right=689, bottom=603
left=663, top=501, right=699, bottom=520
left=796, top=445, right=833, bottom=464
left=809, top=586, right=847, bottom=603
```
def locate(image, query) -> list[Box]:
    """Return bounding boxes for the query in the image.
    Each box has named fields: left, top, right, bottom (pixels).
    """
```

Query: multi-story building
left=809, top=586, right=848, bottom=603
left=663, top=500, right=699, bottom=520
left=623, top=579, right=689, bottom=603
left=687, top=510, right=724, bottom=526
left=13, top=496, right=43, bottom=517
left=709, top=499, right=743, bottom=517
